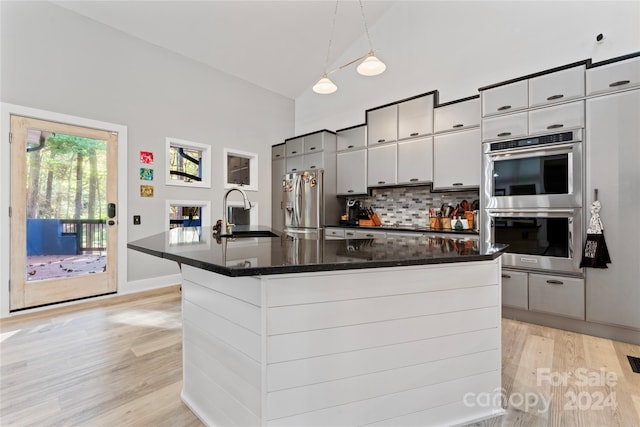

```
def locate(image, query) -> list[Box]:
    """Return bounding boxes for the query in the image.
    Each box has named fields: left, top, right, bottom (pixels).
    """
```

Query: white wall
left=0, top=1, right=294, bottom=310
left=295, top=1, right=640, bottom=133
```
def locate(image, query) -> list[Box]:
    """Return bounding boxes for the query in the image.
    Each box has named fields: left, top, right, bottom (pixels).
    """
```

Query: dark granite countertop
left=127, top=226, right=506, bottom=277
left=329, top=224, right=480, bottom=236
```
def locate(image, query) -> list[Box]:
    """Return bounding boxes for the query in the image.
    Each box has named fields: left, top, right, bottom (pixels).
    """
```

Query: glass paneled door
left=10, top=115, right=118, bottom=310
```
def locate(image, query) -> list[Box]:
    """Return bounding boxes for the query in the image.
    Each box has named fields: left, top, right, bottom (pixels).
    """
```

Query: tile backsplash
left=344, top=185, right=479, bottom=228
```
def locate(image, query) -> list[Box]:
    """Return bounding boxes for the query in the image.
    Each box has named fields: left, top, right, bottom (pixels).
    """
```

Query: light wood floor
left=1, top=286, right=639, bottom=426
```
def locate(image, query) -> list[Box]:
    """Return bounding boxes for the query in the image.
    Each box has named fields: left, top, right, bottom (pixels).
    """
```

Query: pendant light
left=312, top=0, right=386, bottom=95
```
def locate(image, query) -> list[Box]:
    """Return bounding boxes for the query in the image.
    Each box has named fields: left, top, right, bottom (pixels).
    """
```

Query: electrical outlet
left=133, top=215, right=141, bottom=225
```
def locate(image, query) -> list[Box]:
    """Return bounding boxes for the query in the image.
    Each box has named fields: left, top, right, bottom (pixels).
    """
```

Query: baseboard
left=122, top=274, right=182, bottom=295
left=503, top=307, right=640, bottom=345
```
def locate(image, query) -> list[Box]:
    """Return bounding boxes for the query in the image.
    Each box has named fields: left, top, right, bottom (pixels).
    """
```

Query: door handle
left=107, top=203, right=116, bottom=218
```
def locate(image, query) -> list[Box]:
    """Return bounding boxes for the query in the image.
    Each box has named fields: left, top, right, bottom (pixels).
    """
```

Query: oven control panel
left=489, top=131, right=577, bottom=152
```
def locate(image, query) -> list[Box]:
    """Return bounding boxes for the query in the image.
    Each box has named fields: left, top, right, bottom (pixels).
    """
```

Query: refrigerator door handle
left=295, top=175, right=302, bottom=226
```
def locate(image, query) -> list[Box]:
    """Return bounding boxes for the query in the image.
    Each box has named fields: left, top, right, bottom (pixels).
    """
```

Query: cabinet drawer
left=303, top=152, right=323, bottom=171
left=367, top=105, right=398, bottom=145
left=272, top=144, right=286, bottom=160
left=398, top=94, right=434, bottom=139
left=337, top=126, right=366, bottom=151
left=501, top=270, right=528, bottom=309
left=528, top=101, right=584, bottom=135
left=434, top=98, right=480, bottom=133
left=304, top=133, right=324, bottom=153
left=529, top=66, right=585, bottom=108
left=325, top=228, right=345, bottom=239
left=529, top=274, right=584, bottom=320
left=286, top=137, right=303, bottom=157
left=344, top=229, right=357, bottom=239
left=482, top=80, right=528, bottom=117
left=286, top=155, right=303, bottom=173
left=354, top=230, right=386, bottom=239
left=586, top=56, right=640, bottom=95
left=481, top=112, right=528, bottom=141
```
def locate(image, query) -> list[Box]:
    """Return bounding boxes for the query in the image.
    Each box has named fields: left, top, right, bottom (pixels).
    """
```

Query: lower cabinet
left=501, top=270, right=528, bottom=310
left=502, top=269, right=585, bottom=320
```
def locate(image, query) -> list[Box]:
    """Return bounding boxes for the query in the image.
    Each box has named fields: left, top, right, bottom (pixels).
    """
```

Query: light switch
left=133, top=215, right=141, bottom=225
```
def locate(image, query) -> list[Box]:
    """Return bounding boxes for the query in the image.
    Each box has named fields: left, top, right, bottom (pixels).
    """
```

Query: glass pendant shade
left=312, top=75, right=338, bottom=94
left=357, top=53, right=386, bottom=76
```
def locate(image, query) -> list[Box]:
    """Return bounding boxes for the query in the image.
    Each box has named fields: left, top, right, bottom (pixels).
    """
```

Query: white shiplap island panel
left=180, top=259, right=504, bottom=426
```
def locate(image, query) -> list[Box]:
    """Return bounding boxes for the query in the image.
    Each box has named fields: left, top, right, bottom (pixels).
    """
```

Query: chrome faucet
left=222, top=187, right=252, bottom=236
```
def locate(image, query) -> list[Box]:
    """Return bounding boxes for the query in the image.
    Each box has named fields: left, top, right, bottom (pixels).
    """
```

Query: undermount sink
left=222, top=230, right=280, bottom=238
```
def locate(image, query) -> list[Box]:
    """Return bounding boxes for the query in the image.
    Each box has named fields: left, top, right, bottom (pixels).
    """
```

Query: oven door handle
left=487, top=142, right=574, bottom=158
left=487, top=208, right=577, bottom=214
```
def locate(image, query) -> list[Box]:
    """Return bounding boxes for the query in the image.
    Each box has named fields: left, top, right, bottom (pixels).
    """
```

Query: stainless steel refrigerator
left=283, top=169, right=324, bottom=239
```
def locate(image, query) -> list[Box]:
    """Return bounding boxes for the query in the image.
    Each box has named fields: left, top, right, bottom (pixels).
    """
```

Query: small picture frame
left=140, top=185, right=154, bottom=197
left=140, top=151, right=154, bottom=164
left=140, top=168, right=154, bottom=181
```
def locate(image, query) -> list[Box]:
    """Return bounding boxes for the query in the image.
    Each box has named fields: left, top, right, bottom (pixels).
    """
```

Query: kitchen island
left=128, top=226, right=507, bottom=426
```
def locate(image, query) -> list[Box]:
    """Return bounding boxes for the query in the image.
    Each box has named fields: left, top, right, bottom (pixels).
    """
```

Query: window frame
left=223, top=148, right=258, bottom=191
left=166, top=137, right=211, bottom=188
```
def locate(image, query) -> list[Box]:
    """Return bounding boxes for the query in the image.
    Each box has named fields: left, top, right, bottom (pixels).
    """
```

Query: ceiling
left=52, top=0, right=396, bottom=99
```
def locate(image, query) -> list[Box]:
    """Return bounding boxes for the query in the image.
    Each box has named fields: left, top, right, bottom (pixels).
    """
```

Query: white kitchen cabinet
left=481, top=112, right=528, bottom=142
left=528, top=100, right=584, bottom=135
left=303, top=151, right=323, bottom=171
left=337, top=125, right=366, bottom=151
left=303, top=132, right=324, bottom=153
left=481, top=80, right=528, bottom=117
left=337, top=149, right=367, bottom=195
left=398, top=94, right=434, bottom=140
left=397, top=137, right=433, bottom=184
left=286, top=155, right=303, bottom=173
left=434, top=97, right=480, bottom=133
left=354, top=230, right=387, bottom=239
left=367, top=143, right=397, bottom=187
left=586, top=55, right=640, bottom=96
left=433, top=128, right=481, bottom=189
left=367, top=105, right=397, bottom=146
left=286, top=137, right=303, bottom=157
left=529, top=65, right=585, bottom=108
left=585, top=88, right=640, bottom=330
left=528, top=273, right=585, bottom=320
left=501, top=270, right=528, bottom=310
left=271, top=147, right=286, bottom=232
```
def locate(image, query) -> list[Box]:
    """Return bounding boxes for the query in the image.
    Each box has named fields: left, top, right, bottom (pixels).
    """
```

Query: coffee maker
left=346, top=200, right=360, bottom=226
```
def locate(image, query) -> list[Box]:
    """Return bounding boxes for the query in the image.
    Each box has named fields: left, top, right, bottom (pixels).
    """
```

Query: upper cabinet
left=529, top=65, right=585, bottom=108
left=586, top=55, right=640, bottom=96
left=433, top=129, right=481, bottom=189
left=435, top=97, right=480, bottom=133
left=398, top=94, right=434, bottom=140
left=397, top=137, right=433, bottom=184
left=303, top=132, right=324, bottom=153
left=272, top=144, right=285, bottom=160
left=366, top=104, right=397, bottom=146
left=482, top=80, right=528, bottom=117
left=337, top=125, right=367, bottom=151
left=285, top=137, right=303, bottom=157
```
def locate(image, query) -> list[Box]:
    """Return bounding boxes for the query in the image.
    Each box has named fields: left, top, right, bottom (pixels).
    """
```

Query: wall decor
left=139, top=168, right=154, bottom=181
left=140, top=185, right=154, bottom=197
left=140, top=151, right=154, bottom=164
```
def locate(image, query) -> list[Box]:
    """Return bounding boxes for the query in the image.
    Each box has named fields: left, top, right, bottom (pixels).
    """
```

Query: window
left=223, top=148, right=258, bottom=191
left=166, top=200, right=211, bottom=230
left=166, top=138, right=211, bottom=188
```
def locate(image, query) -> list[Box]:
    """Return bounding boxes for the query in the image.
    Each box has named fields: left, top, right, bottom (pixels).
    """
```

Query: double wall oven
left=482, top=129, right=584, bottom=275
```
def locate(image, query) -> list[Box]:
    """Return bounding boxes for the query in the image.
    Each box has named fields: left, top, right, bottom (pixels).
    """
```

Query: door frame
left=0, top=103, right=128, bottom=317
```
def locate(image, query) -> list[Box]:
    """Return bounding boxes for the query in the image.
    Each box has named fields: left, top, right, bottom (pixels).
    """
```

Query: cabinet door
left=286, top=137, right=303, bottom=157
left=337, top=126, right=366, bottom=151
left=433, top=128, right=481, bottom=189
left=286, top=155, right=303, bottom=173
left=337, top=149, right=367, bottom=195
left=397, top=137, right=433, bottom=184
left=529, top=65, right=585, bottom=108
left=501, top=270, right=528, bottom=309
left=398, top=94, right=434, bottom=140
left=434, top=98, right=480, bottom=133
left=586, top=56, right=640, bottom=96
left=481, top=112, right=528, bottom=142
left=585, top=89, right=640, bottom=329
left=528, top=100, right=584, bottom=135
left=272, top=144, right=286, bottom=160
left=529, top=274, right=585, bottom=320
left=367, top=105, right=398, bottom=145
left=271, top=157, right=286, bottom=231
left=482, top=80, right=528, bottom=117
left=304, top=132, right=324, bottom=153
left=303, top=152, right=323, bottom=171
left=367, top=143, right=397, bottom=187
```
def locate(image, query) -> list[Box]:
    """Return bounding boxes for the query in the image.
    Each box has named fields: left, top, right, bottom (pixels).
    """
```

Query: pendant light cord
left=358, top=0, right=374, bottom=53
left=322, top=0, right=340, bottom=75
